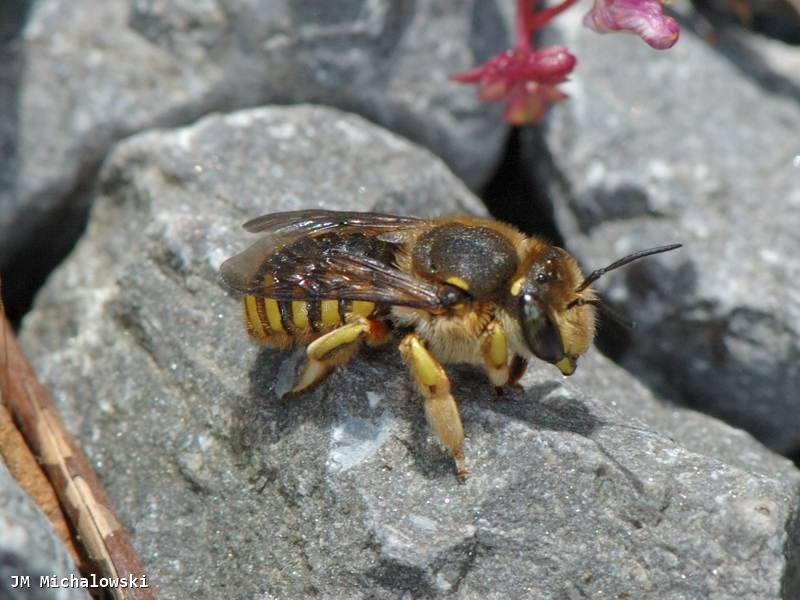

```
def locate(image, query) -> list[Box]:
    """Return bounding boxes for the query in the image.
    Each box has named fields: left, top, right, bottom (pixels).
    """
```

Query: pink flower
left=450, top=46, right=576, bottom=125
left=583, top=0, right=679, bottom=49
left=450, top=0, right=679, bottom=124
left=450, top=0, right=579, bottom=125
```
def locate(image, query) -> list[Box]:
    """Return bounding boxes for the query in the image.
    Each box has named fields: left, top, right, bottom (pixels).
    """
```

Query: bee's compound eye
left=517, top=293, right=564, bottom=365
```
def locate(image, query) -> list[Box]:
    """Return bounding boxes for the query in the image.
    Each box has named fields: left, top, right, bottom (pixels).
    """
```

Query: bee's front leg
left=507, top=354, right=528, bottom=387
left=291, top=318, right=389, bottom=394
left=480, top=321, right=527, bottom=393
left=399, top=333, right=467, bottom=478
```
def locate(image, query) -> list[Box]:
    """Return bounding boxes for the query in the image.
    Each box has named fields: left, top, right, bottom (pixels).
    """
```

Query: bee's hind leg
left=399, top=333, right=467, bottom=478
left=291, top=318, right=389, bottom=394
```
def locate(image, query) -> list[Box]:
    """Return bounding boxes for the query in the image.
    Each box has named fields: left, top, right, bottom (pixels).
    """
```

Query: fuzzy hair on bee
left=220, top=210, right=681, bottom=478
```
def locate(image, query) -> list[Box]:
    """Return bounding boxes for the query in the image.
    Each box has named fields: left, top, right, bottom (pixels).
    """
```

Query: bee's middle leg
left=399, top=333, right=467, bottom=478
left=291, top=318, right=390, bottom=394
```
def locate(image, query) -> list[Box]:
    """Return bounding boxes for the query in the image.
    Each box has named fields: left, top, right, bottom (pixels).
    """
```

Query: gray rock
left=0, top=462, right=87, bottom=600
left=526, top=14, right=800, bottom=454
left=0, top=2, right=29, bottom=208
left=691, top=0, right=800, bottom=43
left=2, top=0, right=511, bottom=274
left=19, top=105, right=800, bottom=598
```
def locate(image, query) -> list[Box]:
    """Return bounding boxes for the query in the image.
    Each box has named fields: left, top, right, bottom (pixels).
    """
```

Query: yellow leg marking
left=399, top=334, right=467, bottom=477
left=265, top=299, right=285, bottom=332
left=307, top=321, right=369, bottom=360
left=244, top=296, right=266, bottom=339
left=351, top=300, right=375, bottom=317
left=404, top=337, right=442, bottom=387
left=481, top=321, right=510, bottom=388
left=292, top=359, right=328, bottom=393
left=292, top=343, right=360, bottom=394
left=488, top=324, right=507, bottom=367
left=292, top=319, right=376, bottom=394
left=320, top=299, right=340, bottom=326
left=291, top=300, right=310, bottom=330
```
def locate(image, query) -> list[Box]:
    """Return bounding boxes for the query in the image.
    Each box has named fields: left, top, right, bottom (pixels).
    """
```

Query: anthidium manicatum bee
left=220, top=210, right=680, bottom=477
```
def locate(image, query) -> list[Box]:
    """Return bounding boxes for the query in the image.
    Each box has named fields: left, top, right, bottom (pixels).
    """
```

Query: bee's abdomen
left=243, top=296, right=377, bottom=346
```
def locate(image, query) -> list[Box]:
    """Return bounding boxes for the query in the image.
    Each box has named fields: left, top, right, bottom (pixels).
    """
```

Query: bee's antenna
left=574, top=243, right=682, bottom=294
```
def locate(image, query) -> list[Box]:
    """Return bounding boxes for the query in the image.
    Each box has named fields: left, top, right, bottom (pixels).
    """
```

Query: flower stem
left=515, top=0, right=533, bottom=49
left=528, top=0, right=579, bottom=31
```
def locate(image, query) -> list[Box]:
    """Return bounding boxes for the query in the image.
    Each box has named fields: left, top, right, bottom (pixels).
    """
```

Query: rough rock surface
left=527, top=14, right=800, bottom=454
left=691, top=0, right=800, bottom=43
left=0, top=462, right=86, bottom=600
left=2, top=0, right=511, bottom=272
left=19, top=106, right=800, bottom=598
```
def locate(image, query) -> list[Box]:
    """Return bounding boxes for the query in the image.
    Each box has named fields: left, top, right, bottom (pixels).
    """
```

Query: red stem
left=515, top=0, right=533, bottom=49
left=528, top=0, right=580, bottom=31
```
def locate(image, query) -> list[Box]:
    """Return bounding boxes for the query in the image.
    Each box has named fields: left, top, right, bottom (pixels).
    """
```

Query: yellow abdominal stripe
left=321, top=300, right=340, bottom=326
left=265, top=299, right=284, bottom=332
left=350, top=300, right=375, bottom=317
left=291, top=300, right=310, bottom=329
left=245, top=296, right=266, bottom=337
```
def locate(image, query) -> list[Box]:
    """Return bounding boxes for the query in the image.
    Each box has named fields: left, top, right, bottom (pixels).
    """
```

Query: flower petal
left=583, top=0, right=679, bottom=50
left=450, top=39, right=577, bottom=124
left=449, top=65, right=488, bottom=84
left=478, top=78, right=512, bottom=101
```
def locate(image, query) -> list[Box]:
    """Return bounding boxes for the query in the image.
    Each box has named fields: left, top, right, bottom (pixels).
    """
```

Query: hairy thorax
left=391, top=302, right=526, bottom=365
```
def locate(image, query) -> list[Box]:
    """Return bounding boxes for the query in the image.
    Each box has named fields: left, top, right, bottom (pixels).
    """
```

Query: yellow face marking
left=307, top=321, right=368, bottom=360
left=510, top=277, right=525, bottom=297
left=320, top=300, right=340, bottom=326
left=264, top=299, right=285, bottom=332
left=488, top=325, right=508, bottom=368
left=406, top=337, right=443, bottom=387
left=291, top=300, right=310, bottom=329
left=351, top=300, right=375, bottom=317
left=556, top=356, right=577, bottom=376
left=445, top=275, right=470, bottom=291
left=244, top=296, right=266, bottom=338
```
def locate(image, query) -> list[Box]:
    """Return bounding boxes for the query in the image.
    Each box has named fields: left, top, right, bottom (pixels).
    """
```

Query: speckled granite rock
left=526, top=12, right=800, bottom=455
left=17, top=105, right=800, bottom=598
left=0, top=462, right=87, bottom=600
left=2, top=0, right=511, bottom=280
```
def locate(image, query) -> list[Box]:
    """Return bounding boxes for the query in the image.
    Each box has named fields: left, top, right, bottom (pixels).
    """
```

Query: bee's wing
left=241, top=210, right=423, bottom=236
left=271, top=250, right=467, bottom=308
left=219, top=233, right=295, bottom=295
left=221, top=210, right=465, bottom=309
left=222, top=246, right=466, bottom=310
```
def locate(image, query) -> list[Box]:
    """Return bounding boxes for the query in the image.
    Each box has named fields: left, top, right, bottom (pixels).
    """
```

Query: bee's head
left=512, top=247, right=596, bottom=376
left=511, top=242, right=682, bottom=376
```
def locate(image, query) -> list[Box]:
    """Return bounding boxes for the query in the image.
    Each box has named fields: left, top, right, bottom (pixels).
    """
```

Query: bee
left=220, top=210, right=680, bottom=477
